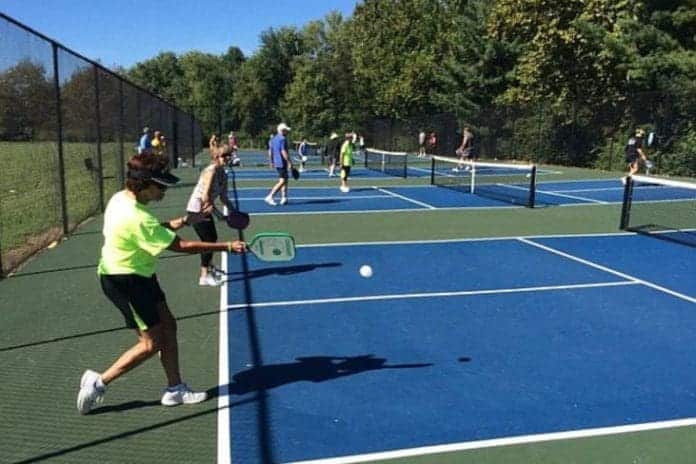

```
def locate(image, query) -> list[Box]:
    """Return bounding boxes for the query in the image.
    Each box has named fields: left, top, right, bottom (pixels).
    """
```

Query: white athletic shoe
left=77, top=369, right=106, bottom=415
left=340, top=186, right=350, bottom=193
left=451, top=167, right=459, bottom=172
left=161, top=383, right=207, bottom=406
left=264, top=195, right=277, bottom=206
left=279, top=197, right=288, bottom=205
left=199, top=274, right=222, bottom=287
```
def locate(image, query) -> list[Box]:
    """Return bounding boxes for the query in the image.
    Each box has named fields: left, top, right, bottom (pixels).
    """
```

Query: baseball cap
left=277, top=122, right=291, bottom=133
left=143, top=126, right=150, bottom=134
left=330, top=132, right=338, bottom=139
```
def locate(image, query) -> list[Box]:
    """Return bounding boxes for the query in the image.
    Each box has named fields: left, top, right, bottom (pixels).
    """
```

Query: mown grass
left=0, top=141, right=123, bottom=271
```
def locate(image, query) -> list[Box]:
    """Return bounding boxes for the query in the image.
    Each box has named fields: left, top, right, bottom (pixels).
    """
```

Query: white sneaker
left=161, top=383, right=207, bottom=406
left=77, top=369, right=106, bottom=414
left=451, top=167, right=459, bottom=172
left=264, top=195, right=277, bottom=206
left=279, top=197, right=288, bottom=205
left=199, top=274, right=222, bottom=287
left=340, top=186, right=350, bottom=193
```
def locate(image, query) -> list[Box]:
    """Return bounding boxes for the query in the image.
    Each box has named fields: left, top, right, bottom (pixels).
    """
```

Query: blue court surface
left=219, top=233, right=695, bottom=464
left=227, top=179, right=692, bottom=214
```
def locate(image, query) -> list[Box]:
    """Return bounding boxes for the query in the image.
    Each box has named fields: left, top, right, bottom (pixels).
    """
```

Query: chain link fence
left=363, top=92, right=695, bottom=177
left=0, top=13, right=204, bottom=277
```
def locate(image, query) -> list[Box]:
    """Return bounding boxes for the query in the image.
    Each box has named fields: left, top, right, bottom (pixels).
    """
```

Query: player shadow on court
left=225, top=262, right=341, bottom=281
left=226, top=354, right=433, bottom=395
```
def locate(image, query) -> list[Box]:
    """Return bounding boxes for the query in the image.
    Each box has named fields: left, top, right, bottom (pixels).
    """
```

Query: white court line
left=217, top=252, right=231, bottom=464
left=551, top=186, right=623, bottom=193
left=286, top=417, right=696, bottom=464
left=535, top=188, right=608, bottom=204
left=296, top=230, right=636, bottom=248
left=372, top=186, right=436, bottom=209
left=518, top=238, right=696, bottom=304
left=226, top=281, right=637, bottom=310
left=237, top=194, right=392, bottom=201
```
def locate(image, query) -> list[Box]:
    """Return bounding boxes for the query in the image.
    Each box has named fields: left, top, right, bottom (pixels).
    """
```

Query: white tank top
left=186, top=165, right=226, bottom=212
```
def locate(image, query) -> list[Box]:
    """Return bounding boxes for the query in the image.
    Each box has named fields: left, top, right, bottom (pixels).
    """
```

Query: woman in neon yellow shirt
left=77, top=154, right=245, bottom=414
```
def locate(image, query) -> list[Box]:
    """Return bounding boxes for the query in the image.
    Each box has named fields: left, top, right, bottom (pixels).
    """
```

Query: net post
left=528, top=165, right=537, bottom=208
left=430, top=156, right=435, bottom=185
left=619, top=176, right=634, bottom=229
left=470, top=163, right=476, bottom=194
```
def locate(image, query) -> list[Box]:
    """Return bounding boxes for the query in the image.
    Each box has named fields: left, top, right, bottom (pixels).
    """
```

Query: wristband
left=227, top=241, right=233, bottom=253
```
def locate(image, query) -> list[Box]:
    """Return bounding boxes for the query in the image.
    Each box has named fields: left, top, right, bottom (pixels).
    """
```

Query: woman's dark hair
left=125, top=154, right=167, bottom=193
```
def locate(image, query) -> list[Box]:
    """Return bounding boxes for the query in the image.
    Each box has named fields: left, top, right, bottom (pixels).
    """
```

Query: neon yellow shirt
left=97, top=190, right=176, bottom=277
left=340, top=140, right=354, bottom=167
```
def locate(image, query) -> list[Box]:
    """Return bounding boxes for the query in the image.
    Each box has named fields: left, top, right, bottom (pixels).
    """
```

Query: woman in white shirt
left=186, top=146, right=237, bottom=286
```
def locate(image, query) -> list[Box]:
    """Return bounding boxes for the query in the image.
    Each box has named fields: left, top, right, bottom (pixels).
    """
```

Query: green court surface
left=1, top=164, right=694, bottom=464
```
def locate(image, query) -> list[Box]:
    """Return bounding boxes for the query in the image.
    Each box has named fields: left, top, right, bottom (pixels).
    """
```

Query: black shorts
left=625, top=154, right=638, bottom=164
left=276, top=167, right=289, bottom=179
left=341, top=166, right=351, bottom=179
left=100, top=274, right=166, bottom=330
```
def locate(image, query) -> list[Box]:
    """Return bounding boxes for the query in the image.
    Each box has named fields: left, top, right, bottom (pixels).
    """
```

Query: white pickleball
left=359, top=265, right=373, bottom=278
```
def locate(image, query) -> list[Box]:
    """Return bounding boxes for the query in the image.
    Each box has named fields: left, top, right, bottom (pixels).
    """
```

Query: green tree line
left=125, top=0, right=696, bottom=175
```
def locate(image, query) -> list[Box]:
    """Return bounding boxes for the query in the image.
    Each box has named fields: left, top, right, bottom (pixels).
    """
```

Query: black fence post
left=52, top=43, right=69, bottom=234
left=118, top=79, right=125, bottom=185
left=172, top=118, right=179, bottom=168
left=191, top=114, right=196, bottom=167
left=94, top=65, right=105, bottom=211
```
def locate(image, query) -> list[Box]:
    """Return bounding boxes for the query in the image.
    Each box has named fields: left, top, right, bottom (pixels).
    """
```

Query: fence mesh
left=0, top=13, right=203, bottom=276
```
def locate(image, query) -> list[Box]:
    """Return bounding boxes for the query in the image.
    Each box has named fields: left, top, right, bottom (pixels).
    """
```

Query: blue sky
left=1, top=0, right=358, bottom=69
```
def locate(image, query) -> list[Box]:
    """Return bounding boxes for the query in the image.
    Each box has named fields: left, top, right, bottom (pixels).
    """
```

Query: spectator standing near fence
left=418, top=131, right=426, bottom=157
left=427, top=131, right=437, bottom=155
left=138, top=127, right=152, bottom=155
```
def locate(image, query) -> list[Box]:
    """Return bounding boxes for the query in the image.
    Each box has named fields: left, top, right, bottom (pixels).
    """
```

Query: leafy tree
left=0, top=60, right=54, bottom=140
left=128, top=52, right=187, bottom=103
left=349, top=0, right=455, bottom=119
left=280, top=13, right=356, bottom=138
left=233, top=27, right=305, bottom=138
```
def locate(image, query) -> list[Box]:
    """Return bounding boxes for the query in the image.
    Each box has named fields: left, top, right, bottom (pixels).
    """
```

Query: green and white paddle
left=246, top=232, right=296, bottom=262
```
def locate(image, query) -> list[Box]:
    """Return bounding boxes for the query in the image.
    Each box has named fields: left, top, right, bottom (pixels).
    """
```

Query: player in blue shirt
left=264, top=123, right=294, bottom=206
left=138, top=127, right=152, bottom=154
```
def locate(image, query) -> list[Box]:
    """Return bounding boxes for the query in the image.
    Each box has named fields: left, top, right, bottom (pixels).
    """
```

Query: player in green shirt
left=339, top=132, right=355, bottom=193
left=77, top=154, right=246, bottom=414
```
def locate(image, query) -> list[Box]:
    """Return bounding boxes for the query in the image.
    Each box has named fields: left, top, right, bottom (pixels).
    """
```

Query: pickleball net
left=430, top=155, right=537, bottom=207
left=364, top=148, right=409, bottom=178
left=620, top=174, right=696, bottom=247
